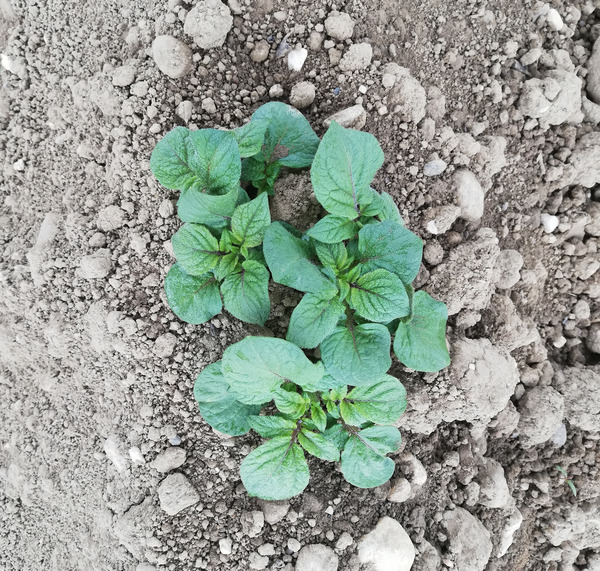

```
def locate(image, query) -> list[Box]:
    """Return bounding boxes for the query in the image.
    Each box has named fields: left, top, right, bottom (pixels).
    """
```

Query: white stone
left=103, top=435, right=128, bottom=472
left=541, top=213, right=559, bottom=233
left=546, top=8, right=564, bottom=31
left=335, top=532, right=353, bottom=550
left=517, top=386, right=565, bottom=447
left=151, top=447, right=187, bottom=473
left=476, top=457, right=511, bottom=509
left=153, top=333, right=177, bottom=358
left=323, top=105, right=366, bottom=130
left=129, top=447, right=145, bottom=464
left=423, top=159, right=447, bottom=176
left=176, top=101, right=193, bottom=123
left=152, top=36, right=193, bottom=79
left=454, top=169, right=484, bottom=222
left=444, top=508, right=492, bottom=571
left=157, top=473, right=200, bottom=515
left=387, top=478, right=411, bottom=503
left=295, top=544, right=339, bottom=571
left=184, top=0, right=233, bottom=49
left=112, top=65, right=136, bottom=86
left=324, top=12, right=354, bottom=41
left=288, top=47, right=308, bottom=71
left=289, top=81, right=316, bottom=109
left=258, top=500, right=289, bottom=524
left=587, top=38, right=600, bottom=104
left=269, top=84, right=284, bottom=98
left=497, top=507, right=523, bottom=557
left=358, top=517, right=415, bottom=571
left=219, top=537, right=232, bottom=555
left=339, top=43, right=373, bottom=72
left=97, top=205, right=126, bottom=231
left=79, top=249, right=112, bottom=280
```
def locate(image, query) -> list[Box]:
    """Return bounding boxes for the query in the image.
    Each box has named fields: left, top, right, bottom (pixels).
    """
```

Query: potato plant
left=149, top=103, right=450, bottom=499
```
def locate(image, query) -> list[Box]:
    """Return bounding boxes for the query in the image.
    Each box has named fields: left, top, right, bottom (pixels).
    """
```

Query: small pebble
left=423, top=159, right=448, bottom=176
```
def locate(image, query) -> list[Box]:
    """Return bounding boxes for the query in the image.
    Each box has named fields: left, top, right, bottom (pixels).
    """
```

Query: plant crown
left=150, top=102, right=450, bottom=499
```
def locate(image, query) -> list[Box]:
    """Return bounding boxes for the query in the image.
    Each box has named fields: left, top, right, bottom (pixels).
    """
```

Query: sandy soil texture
left=1, top=0, right=600, bottom=570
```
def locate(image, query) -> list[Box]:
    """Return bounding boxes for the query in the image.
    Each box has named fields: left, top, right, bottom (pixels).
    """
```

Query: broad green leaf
left=313, top=371, right=348, bottom=392
left=248, top=415, right=296, bottom=438
left=241, top=155, right=265, bottom=183
left=274, top=388, right=308, bottom=417
left=233, top=118, right=270, bottom=158
left=306, top=215, right=360, bottom=244
left=320, top=323, right=391, bottom=386
left=221, top=260, right=270, bottom=325
left=177, top=185, right=240, bottom=229
left=311, top=121, right=384, bottom=219
left=222, top=337, right=324, bottom=404
left=348, top=269, right=410, bottom=322
left=150, top=127, right=240, bottom=194
left=314, top=241, right=349, bottom=272
left=213, top=252, right=240, bottom=282
left=193, top=363, right=260, bottom=436
left=263, top=222, right=336, bottom=294
left=323, top=423, right=350, bottom=450
left=164, top=263, right=222, bottom=324
left=339, top=399, right=368, bottom=426
left=298, top=430, right=340, bottom=462
left=393, top=290, right=450, bottom=372
left=358, top=220, right=422, bottom=284
left=241, top=437, right=310, bottom=500
left=341, top=425, right=402, bottom=488
left=172, top=223, right=224, bottom=276
left=231, top=193, right=271, bottom=248
left=376, top=191, right=403, bottom=224
left=310, top=403, right=327, bottom=432
left=251, top=102, right=320, bottom=168
left=286, top=293, right=344, bottom=349
left=344, top=375, right=407, bottom=424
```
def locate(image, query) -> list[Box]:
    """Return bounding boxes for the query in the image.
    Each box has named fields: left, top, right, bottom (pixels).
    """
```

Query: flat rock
left=339, top=43, right=372, bottom=71
left=97, top=205, right=126, bottom=231
left=324, top=12, right=354, bottom=41
left=517, top=386, right=565, bottom=447
left=443, top=507, right=492, bottom=571
left=289, top=81, right=316, bottom=109
left=454, top=169, right=484, bottom=222
left=153, top=333, right=177, bottom=358
left=387, top=478, right=411, bottom=503
left=151, top=447, right=186, bottom=473
left=79, top=249, right=112, bottom=280
left=184, top=0, right=233, bottom=49
left=112, top=64, right=136, bottom=87
left=323, top=105, right=366, bottom=129
left=258, top=499, right=289, bottom=524
left=157, top=473, right=199, bottom=515
left=382, top=63, right=426, bottom=124
left=357, top=516, right=415, bottom=571
left=152, top=35, right=193, bottom=79
left=295, top=544, right=338, bottom=571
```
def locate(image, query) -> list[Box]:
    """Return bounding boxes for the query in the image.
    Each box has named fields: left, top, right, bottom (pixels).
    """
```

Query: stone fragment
left=423, top=159, right=447, bottom=176
left=201, top=97, right=217, bottom=114
left=586, top=202, right=600, bottom=237
left=324, top=12, right=354, bottom=40
left=113, top=497, right=159, bottom=559
left=587, top=38, right=600, bottom=104
left=184, top=0, right=233, bottom=49
left=339, top=43, right=373, bottom=72
left=97, top=205, right=126, bottom=231
left=443, top=508, right=492, bottom=571
left=413, top=540, right=442, bottom=571
left=555, top=367, right=600, bottom=431
left=289, top=81, right=316, bottom=109
left=517, top=386, right=565, bottom=447
left=546, top=8, right=564, bottom=31
left=295, top=544, right=338, bottom=571
left=269, top=84, right=284, bottom=98
left=79, top=249, right=112, bottom=279
left=568, top=132, right=600, bottom=188
left=387, top=478, right=411, bottom=503
left=541, top=213, right=559, bottom=233
left=157, top=473, right=200, bottom=515
left=497, top=506, right=523, bottom=557
left=382, top=63, right=427, bottom=123
left=258, top=499, right=290, bottom=524
left=493, top=250, right=524, bottom=289
left=251, top=39, right=270, bottom=63
left=241, top=511, right=264, bottom=537
left=357, top=517, right=415, bottom=571
left=425, top=205, right=460, bottom=235
left=249, top=553, right=269, bottom=570
left=219, top=538, right=232, bottom=555
left=454, top=169, right=484, bottom=222
left=476, top=457, right=511, bottom=509
left=152, top=36, right=193, bottom=79
left=288, top=47, right=308, bottom=71
left=112, top=65, right=136, bottom=86
left=482, top=295, right=539, bottom=352
left=176, top=101, right=193, bottom=123
left=323, top=105, right=366, bottom=129
left=104, top=435, right=128, bottom=472
left=587, top=324, right=600, bottom=354
left=335, top=532, right=353, bottom=550
left=151, top=447, right=187, bottom=473
left=307, top=31, right=323, bottom=51
left=26, top=212, right=60, bottom=286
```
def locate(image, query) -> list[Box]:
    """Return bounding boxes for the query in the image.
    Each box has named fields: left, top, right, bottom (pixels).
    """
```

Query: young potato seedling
left=193, top=336, right=407, bottom=500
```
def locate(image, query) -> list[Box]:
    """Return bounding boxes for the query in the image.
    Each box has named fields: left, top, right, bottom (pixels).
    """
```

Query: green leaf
left=274, top=388, right=308, bottom=417
left=298, top=430, right=340, bottom=462
left=311, top=121, right=384, bottom=219
left=233, top=118, right=270, bottom=158
left=313, top=371, right=348, bottom=392
left=177, top=185, right=240, bottom=230
left=339, top=400, right=368, bottom=427
left=348, top=269, right=410, bottom=322
left=376, top=191, right=403, bottom=224
left=286, top=293, right=344, bottom=349
left=222, top=337, right=324, bottom=404
left=213, top=252, right=240, bottom=281
left=193, top=362, right=260, bottom=436
left=241, top=437, right=310, bottom=500
left=320, top=323, right=391, bottom=386
left=221, top=260, right=270, bottom=325
left=150, top=127, right=240, bottom=194
left=567, top=480, right=577, bottom=497
left=341, top=426, right=402, bottom=488
left=231, top=193, right=271, bottom=248
left=310, top=403, right=327, bottom=432
left=251, top=102, right=320, bottom=168
left=306, top=215, right=360, bottom=244
left=248, top=415, right=296, bottom=438
left=323, top=423, right=350, bottom=450
left=314, top=241, right=349, bottom=272
left=263, top=222, right=336, bottom=294
left=393, top=290, right=450, bottom=372
left=172, top=223, right=224, bottom=276
left=358, top=220, right=422, bottom=284
left=164, top=263, right=222, bottom=324
left=344, top=375, right=407, bottom=424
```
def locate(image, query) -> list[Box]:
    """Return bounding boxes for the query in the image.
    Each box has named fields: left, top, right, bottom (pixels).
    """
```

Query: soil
left=1, top=0, right=599, bottom=570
